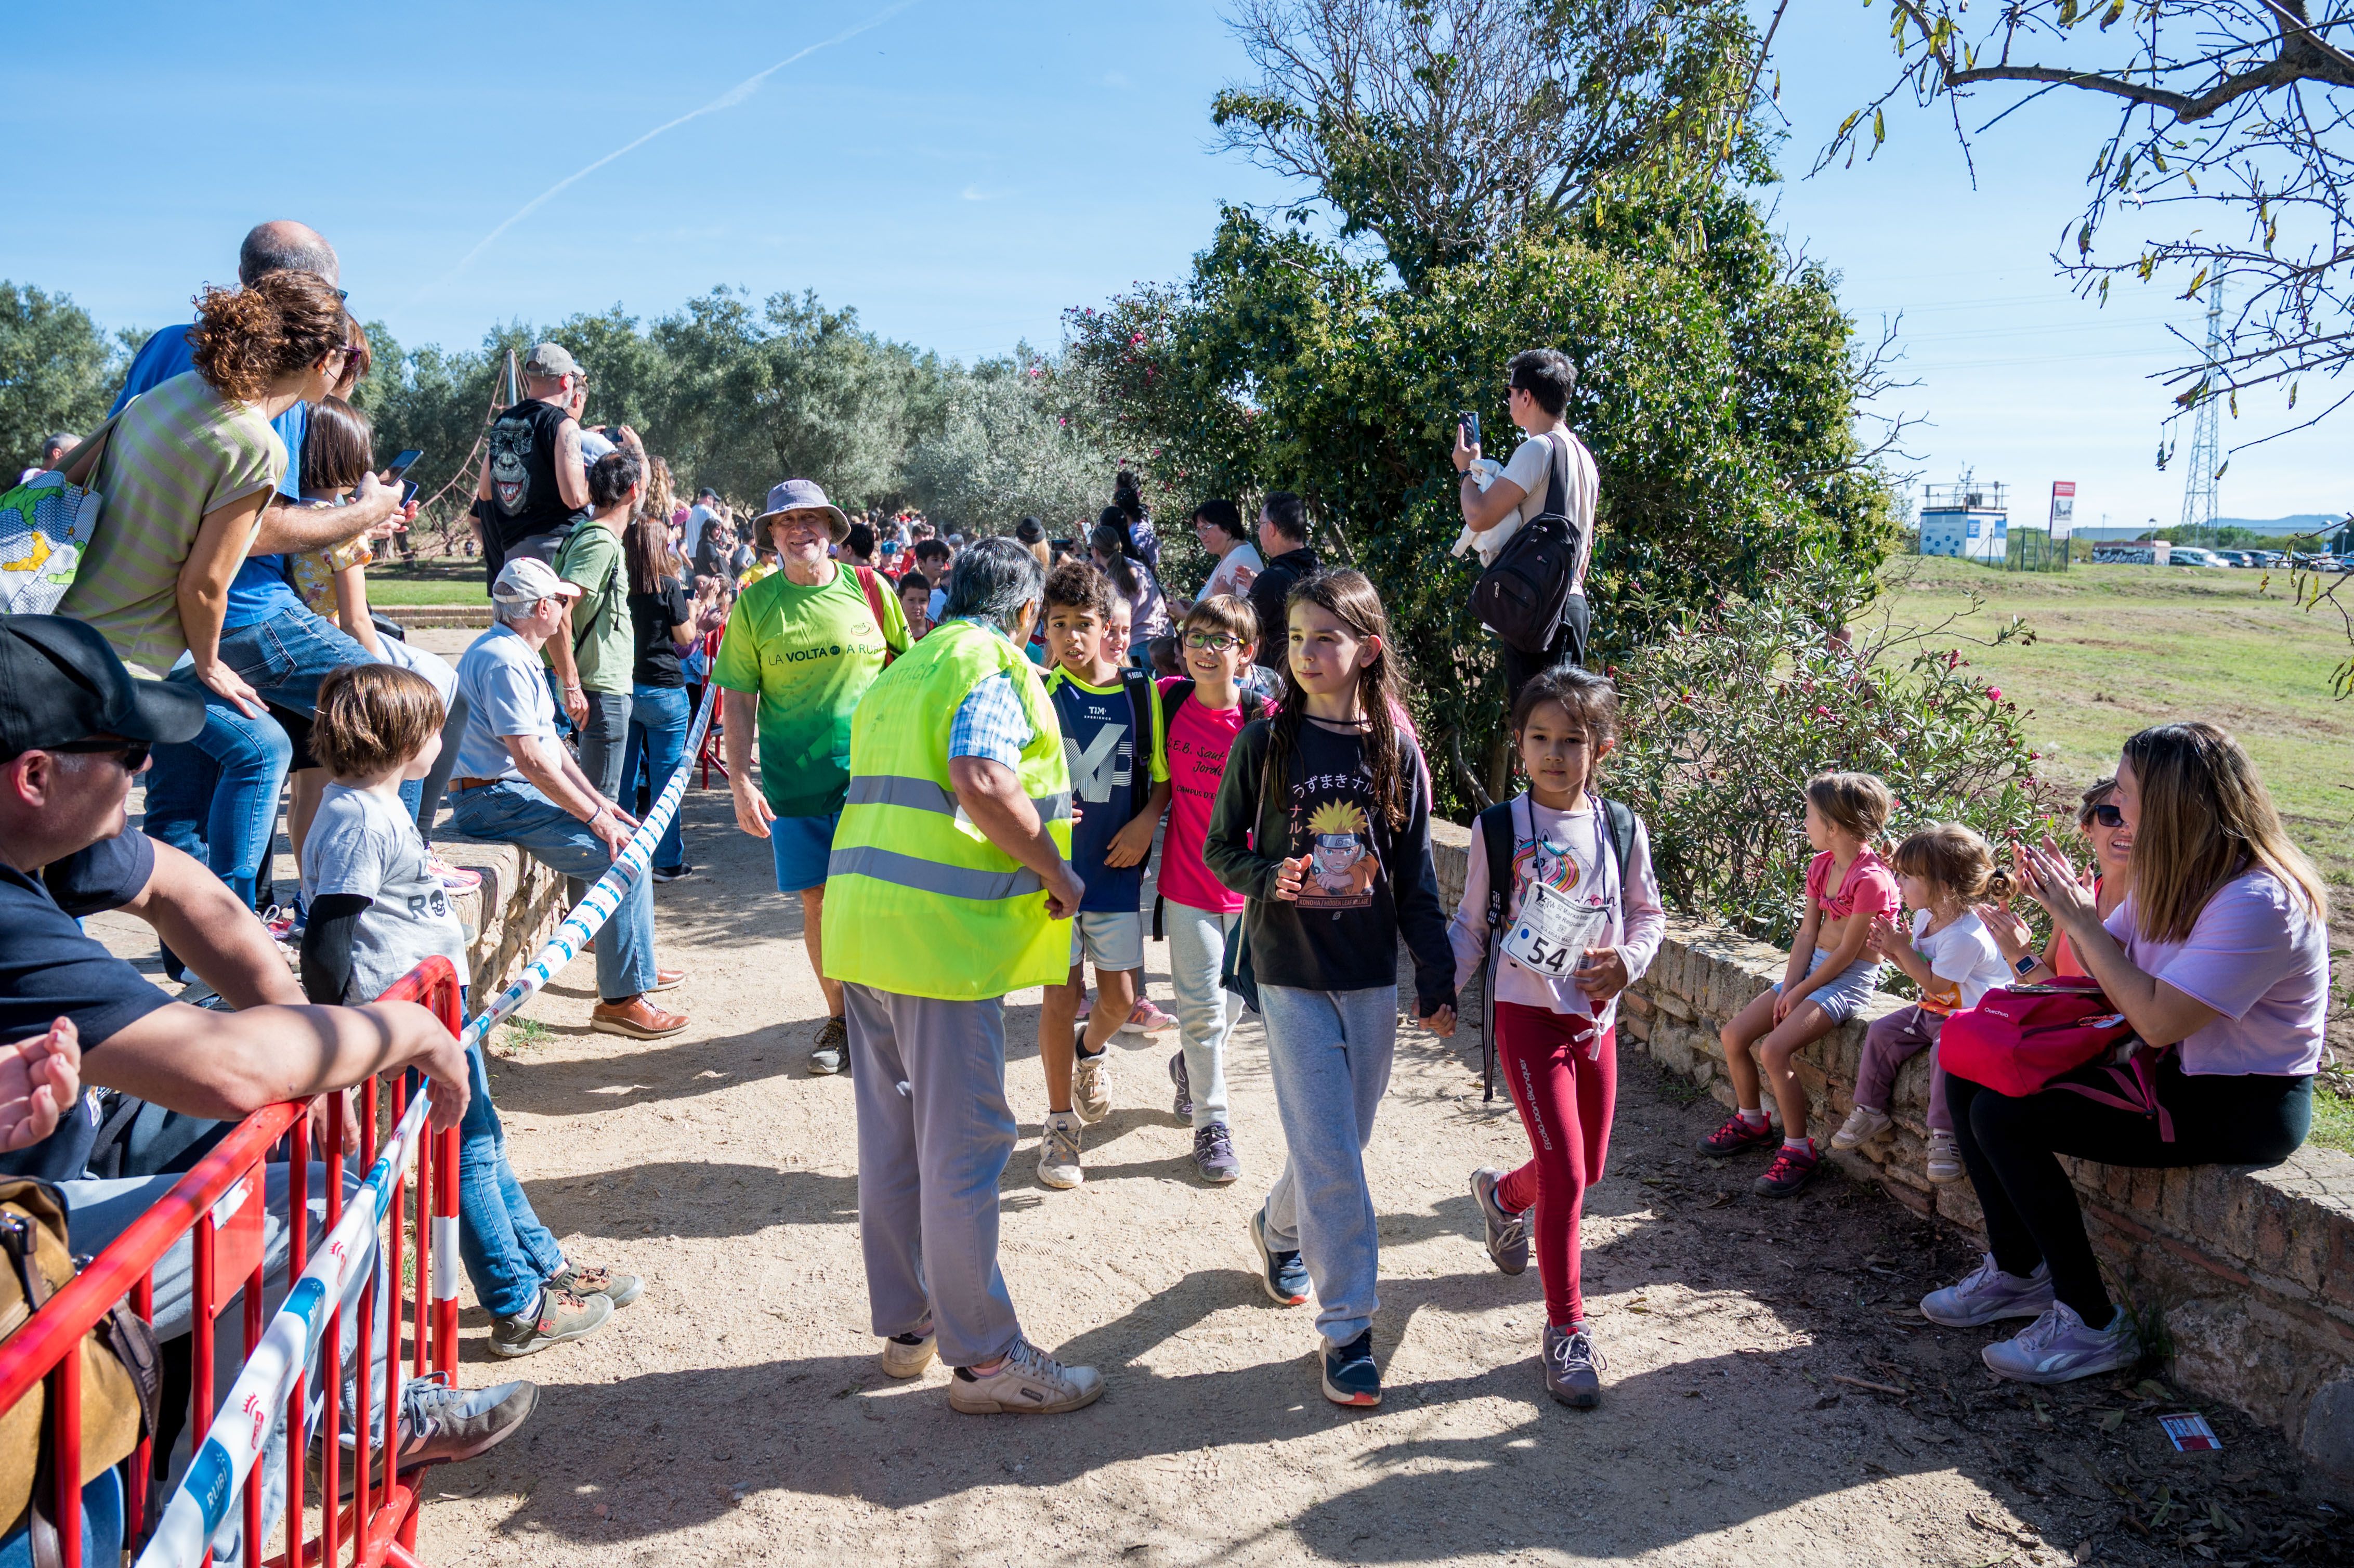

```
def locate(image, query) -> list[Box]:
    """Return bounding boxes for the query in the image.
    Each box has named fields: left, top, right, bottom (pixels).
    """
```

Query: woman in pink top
left=1923, top=722, right=2327, bottom=1388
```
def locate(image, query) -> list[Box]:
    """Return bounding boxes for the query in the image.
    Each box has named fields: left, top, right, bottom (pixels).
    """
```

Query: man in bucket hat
left=715, top=480, right=907, bottom=1075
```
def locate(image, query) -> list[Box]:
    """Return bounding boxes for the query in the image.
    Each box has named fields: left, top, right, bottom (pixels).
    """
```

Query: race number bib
left=1500, top=874, right=1610, bottom=978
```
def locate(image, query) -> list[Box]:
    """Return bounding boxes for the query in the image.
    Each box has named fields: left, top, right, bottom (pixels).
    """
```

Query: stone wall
left=431, top=833, right=568, bottom=999
left=1430, top=818, right=2354, bottom=1482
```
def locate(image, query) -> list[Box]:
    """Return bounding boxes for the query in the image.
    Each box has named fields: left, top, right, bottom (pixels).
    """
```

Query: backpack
left=1, top=1178, right=163, bottom=1547
left=1938, top=976, right=2141, bottom=1102
left=1473, top=791, right=1637, bottom=1100
left=1149, top=680, right=1267, bottom=940
left=0, top=413, right=126, bottom=617
left=1470, top=428, right=1584, bottom=656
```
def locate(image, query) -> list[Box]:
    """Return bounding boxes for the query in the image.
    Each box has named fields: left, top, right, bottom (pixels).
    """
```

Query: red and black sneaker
left=1754, top=1142, right=1821, bottom=1197
left=1696, top=1112, right=1775, bottom=1158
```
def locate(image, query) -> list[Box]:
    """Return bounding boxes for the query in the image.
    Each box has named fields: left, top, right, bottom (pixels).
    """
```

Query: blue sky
left=3, top=1, right=2339, bottom=528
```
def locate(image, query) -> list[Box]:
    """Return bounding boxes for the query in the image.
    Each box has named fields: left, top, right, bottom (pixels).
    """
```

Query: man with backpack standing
left=715, top=480, right=908, bottom=1075
left=1453, top=348, right=1601, bottom=703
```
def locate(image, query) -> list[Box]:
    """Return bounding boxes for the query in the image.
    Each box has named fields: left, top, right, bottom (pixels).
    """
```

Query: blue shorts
left=1770, top=948, right=1883, bottom=1025
left=771, top=811, right=841, bottom=894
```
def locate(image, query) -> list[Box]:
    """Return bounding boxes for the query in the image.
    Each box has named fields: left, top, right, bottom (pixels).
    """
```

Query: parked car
left=2169, top=546, right=2231, bottom=568
left=2212, top=550, right=2253, bottom=566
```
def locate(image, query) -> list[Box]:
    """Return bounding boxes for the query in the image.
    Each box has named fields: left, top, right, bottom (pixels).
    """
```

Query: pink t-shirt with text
left=1157, top=680, right=1250, bottom=914
left=2103, top=869, right=2329, bottom=1077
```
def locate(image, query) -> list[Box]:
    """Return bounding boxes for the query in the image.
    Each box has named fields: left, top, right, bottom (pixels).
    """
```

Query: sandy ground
left=95, top=628, right=2345, bottom=1566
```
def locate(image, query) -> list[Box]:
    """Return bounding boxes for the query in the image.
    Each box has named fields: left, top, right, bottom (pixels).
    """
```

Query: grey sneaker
left=1191, top=1122, right=1239, bottom=1184
left=808, top=1016, right=848, bottom=1076
left=1470, top=1167, right=1529, bottom=1275
left=321, top=1374, right=537, bottom=1496
left=1168, top=1051, right=1192, bottom=1118
left=1038, top=1110, right=1085, bottom=1190
left=1981, top=1302, right=2141, bottom=1384
left=882, top=1319, right=937, bottom=1379
left=1830, top=1105, right=1891, bottom=1151
left=488, top=1287, right=612, bottom=1358
left=948, top=1337, right=1105, bottom=1414
left=1543, top=1323, right=1603, bottom=1409
left=1071, top=1038, right=1111, bottom=1124
left=547, top=1261, right=642, bottom=1309
left=1926, top=1128, right=1965, bottom=1183
left=1920, top=1252, right=2057, bottom=1328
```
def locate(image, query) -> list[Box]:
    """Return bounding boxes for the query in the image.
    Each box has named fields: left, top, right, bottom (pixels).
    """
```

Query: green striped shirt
left=60, top=371, right=285, bottom=675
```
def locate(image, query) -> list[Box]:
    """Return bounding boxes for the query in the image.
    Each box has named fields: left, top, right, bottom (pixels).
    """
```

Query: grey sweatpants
left=845, top=982, right=1023, bottom=1368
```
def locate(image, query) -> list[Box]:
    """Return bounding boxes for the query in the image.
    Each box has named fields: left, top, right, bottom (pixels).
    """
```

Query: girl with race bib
left=1448, top=665, right=1664, bottom=1408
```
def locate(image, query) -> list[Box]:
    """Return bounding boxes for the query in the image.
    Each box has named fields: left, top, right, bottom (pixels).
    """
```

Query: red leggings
left=1494, top=1003, right=1618, bottom=1328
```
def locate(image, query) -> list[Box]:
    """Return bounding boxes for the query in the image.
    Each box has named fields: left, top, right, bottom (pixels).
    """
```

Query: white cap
left=491, top=557, right=582, bottom=605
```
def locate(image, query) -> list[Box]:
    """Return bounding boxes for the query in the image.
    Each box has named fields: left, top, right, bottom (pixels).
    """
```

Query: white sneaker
left=1830, top=1105, right=1891, bottom=1151
left=1038, top=1111, right=1084, bottom=1190
left=881, top=1321, right=936, bottom=1379
left=1071, top=1040, right=1112, bottom=1125
left=1926, top=1128, right=1965, bottom=1183
left=948, top=1337, right=1105, bottom=1414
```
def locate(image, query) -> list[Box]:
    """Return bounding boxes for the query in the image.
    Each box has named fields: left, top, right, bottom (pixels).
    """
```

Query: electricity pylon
left=2177, top=289, right=2225, bottom=546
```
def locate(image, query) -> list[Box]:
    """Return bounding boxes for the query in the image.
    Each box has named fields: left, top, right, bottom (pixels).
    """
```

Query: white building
left=1918, top=478, right=2008, bottom=563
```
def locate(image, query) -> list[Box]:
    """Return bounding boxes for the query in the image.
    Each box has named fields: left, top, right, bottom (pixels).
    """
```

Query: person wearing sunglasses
left=1973, top=777, right=2135, bottom=984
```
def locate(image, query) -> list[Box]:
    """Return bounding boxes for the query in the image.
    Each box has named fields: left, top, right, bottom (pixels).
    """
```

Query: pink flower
left=1985, top=687, right=2003, bottom=701
left=1812, top=705, right=1832, bottom=718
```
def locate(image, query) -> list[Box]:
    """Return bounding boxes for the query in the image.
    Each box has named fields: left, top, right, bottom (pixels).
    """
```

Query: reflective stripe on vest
left=842, top=773, right=1072, bottom=823
left=826, top=844, right=1044, bottom=902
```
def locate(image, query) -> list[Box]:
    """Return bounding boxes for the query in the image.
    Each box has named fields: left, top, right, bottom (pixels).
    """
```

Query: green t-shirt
left=545, top=521, right=632, bottom=694
left=713, top=565, right=910, bottom=819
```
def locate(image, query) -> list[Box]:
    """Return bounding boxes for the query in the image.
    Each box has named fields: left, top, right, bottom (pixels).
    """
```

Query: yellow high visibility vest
left=821, top=618, right=1073, bottom=1000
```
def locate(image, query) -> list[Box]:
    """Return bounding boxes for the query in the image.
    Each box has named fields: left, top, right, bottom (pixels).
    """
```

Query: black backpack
left=1473, top=791, right=1637, bottom=1101
left=1470, top=429, right=1584, bottom=656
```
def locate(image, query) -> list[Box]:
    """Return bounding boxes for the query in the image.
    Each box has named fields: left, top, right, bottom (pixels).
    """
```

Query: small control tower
left=1919, top=473, right=2008, bottom=563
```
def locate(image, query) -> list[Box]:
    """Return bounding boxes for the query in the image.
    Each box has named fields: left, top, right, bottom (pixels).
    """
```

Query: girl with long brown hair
left=1202, top=568, right=1456, bottom=1410
left=1923, top=721, right=2327, bottom=1387
left=618, top=506, right=705, bottom=878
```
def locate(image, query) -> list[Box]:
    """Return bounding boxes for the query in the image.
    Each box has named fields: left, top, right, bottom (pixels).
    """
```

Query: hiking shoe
left=948, top=1337, right=1104, bottom=1414
left=651, top=864, right=695, bottom=883
left=1830, top=1105, right=1891, bottom=1151
left=1981, top=1302, right=2141, bottom=1385
left=881, top=1321, right=937, bottom=1379
left=1697, top=1111, right=1775, bottom=1157
left=1071, top=1038, right=1111, bottom=1125
left=547, top=1261, right=642, bottom=1309
left=1038, top=1111, right=1085, bottom=1190
left=1470, top=1167, right=1529, bottom=1275
left=1754, top=1142, right=1820, bottom=1197
left=1920, top=1252, right=2056, bottom=1328
left=488, top=1288, right=613, bottom=1358
left=809, top=1016, right=848, bottom=1076
left=1543, top=1323, right=1603, bottom=1409
left=1123, top=998, right=1178, bottom=1036
left=590, top=996, right=689, bottom=1039
left=1191, top=1122, right=1239, bottom=1184
left=1321, top=1330, right=1380, bottom=1407
left=1169, top=1051, right=1193, bottom=1118
left=1926, top=1128, right=1965, bottom=1183
left=1250, top=1208, right=1308, bottom=1306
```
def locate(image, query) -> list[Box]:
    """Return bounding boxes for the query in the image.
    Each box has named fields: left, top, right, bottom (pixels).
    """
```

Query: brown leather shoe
left=590, top=995, right=689, bottom=1039
left=648, top=968, right=687, bottom=993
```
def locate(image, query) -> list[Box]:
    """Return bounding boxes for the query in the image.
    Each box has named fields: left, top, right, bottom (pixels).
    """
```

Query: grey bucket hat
left=756, top=479, right=850, bottom=543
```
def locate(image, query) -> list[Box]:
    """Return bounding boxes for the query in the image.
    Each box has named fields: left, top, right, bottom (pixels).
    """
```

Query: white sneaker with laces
left=1038, top=1111, right=1085, bottom=1190
left=1071, top=1041, right=1112, bottom=1124
left=948, top=1337, right=1105, bottom=1414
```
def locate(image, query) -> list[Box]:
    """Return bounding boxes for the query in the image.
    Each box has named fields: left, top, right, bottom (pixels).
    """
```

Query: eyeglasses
left=50, top=737, right=150, bottom=772
left=1181, top=631, right=1244, bottom=652
left=2087, top=803, right=2125, bottom=828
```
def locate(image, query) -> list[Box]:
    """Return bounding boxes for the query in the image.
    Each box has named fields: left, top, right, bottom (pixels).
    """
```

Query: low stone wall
left=430, top=831, right=568, bottom=999
left=1429, top=818, right=2354, bottom=1482
left=382, top=605, right=492, bottom=631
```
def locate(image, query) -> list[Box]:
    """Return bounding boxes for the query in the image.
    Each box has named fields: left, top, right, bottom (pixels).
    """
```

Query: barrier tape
left=134, top=678, right=722, bottom=1566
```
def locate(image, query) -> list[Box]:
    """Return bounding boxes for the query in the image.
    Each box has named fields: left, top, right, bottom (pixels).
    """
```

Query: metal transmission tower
left=2177, top=290, right=2225, bottom=546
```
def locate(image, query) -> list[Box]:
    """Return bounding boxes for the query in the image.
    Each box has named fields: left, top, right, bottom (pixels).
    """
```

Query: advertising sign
left=2049, top=481, right=2076, bottom=538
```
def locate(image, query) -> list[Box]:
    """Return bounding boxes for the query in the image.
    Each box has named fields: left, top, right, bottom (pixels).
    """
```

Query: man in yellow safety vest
left=820, top=538, right=1105, bottom=1414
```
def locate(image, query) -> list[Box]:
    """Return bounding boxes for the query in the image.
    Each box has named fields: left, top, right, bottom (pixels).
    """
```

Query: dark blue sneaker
left=1321, top=1330, right=1380, bottom=1407
left=1249, top=1208, right=1308, bottom=1306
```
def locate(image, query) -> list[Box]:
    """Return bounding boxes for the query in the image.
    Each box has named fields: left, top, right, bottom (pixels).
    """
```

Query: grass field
left=1876, top=554, right=2353, bottom=1151
left=360, top=557, right=492, bottom=606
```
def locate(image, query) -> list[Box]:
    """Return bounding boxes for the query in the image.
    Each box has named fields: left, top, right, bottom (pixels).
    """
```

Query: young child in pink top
left=1699, top=772, right=1898, bottom=1196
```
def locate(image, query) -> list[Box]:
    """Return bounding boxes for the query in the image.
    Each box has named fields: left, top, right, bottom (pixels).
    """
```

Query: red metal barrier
left=0, top=956, right=466, bottom=1567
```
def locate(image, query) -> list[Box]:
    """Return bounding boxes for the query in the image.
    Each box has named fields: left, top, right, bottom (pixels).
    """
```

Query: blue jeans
left=1258, top=983, right=1398, bottom=1350
left=448, top=779, right=657, bottom=1000
left=143, top=694, right=292, bottom=911
left=0, top=1467, right=121, bottom=1568
left=456, top=1035, right=564, bottom=1320
left=216, top=605, right=374, bottom=716
left=619, top=684, right=691, bottom=871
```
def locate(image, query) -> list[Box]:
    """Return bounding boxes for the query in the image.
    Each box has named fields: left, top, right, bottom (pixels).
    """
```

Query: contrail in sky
left=436, top=1, right=918, bottom=286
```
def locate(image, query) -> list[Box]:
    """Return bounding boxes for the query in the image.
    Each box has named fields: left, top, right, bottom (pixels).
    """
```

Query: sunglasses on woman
left=2086, top=803, right=2124, bottom=828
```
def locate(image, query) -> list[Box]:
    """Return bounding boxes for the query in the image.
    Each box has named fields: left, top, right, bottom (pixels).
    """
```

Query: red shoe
left=1696, top=1112, right=1776, bottom=1158
left=1755, top=1142, right=1822, bottom=1198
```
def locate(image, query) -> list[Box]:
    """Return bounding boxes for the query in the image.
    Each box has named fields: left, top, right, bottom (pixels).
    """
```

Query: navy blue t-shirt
left=1045, top=667, right=1166, bottom=914
left=0, top=832, right=173, bottom=1183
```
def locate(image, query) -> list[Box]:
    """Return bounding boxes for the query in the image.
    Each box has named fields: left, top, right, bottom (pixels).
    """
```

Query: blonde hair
left=1892, top=822, right=2016, bottom=909
left=1806, top=772, right=1894, bottom=843
left=2121, top=722, right=2326, bottom=942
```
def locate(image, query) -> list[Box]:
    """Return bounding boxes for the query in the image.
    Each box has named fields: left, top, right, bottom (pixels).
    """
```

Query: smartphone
left=1457, top=411, right=1481, bottom=450
left=399, top=479, right=419, bottom=507
left=383, top=449, right=424, bottom=480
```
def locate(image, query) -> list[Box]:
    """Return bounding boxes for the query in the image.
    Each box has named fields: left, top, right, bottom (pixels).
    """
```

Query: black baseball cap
left=0, top=616, right=206, bottom=757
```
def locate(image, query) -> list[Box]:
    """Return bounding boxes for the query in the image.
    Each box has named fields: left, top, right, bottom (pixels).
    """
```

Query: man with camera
left=1451, top=348, right=1601, bottom=701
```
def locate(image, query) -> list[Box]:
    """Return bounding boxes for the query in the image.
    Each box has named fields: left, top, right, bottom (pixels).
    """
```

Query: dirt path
left=307, top=776, right=2332, bottom=1568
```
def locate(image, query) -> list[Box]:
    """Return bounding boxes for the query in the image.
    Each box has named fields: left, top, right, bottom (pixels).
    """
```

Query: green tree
left=0, top=282, right=126, bottom=474
left=903, top=346, right=1119, bottom=535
